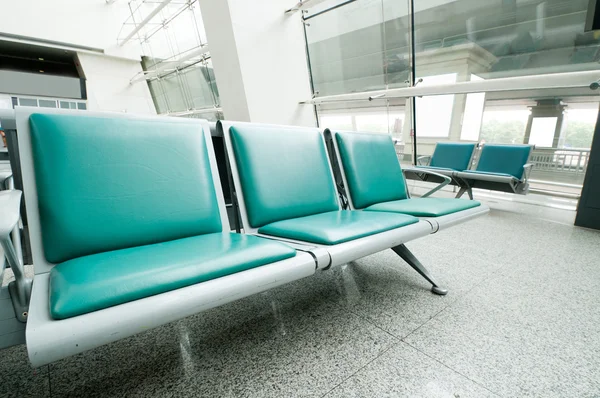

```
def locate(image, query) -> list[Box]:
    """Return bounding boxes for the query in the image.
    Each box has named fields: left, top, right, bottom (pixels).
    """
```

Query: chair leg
left=456, top=186, right=474, bottom=200
left=391, top=244, right=448, bottom=295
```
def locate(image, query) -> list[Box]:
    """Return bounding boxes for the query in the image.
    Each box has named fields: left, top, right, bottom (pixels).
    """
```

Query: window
left=39, top=99, right=57, bottom=108
left=355, top=113, right=403, bottom=134
left=480, top=109, right=529, bottom=145
left=19, top=98, right=38, bottom=107
left=415, top=74, right=457, bottom=138
left=319, top=114, right=353, bottom=131
left=460, top=75, right=485, bottom=141
left=529, top=117, right=558, bottom=147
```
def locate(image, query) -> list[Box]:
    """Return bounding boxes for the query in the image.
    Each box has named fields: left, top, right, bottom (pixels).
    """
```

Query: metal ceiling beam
left=120, top=0, right=173, bottom=46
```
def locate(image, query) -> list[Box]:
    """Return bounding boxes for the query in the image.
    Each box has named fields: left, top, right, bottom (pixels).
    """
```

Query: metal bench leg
left=391, top=244, right=448, bottom=295
left=0, top=235, right=32, bottom=322
left=455, top=186, right=473, bottom=200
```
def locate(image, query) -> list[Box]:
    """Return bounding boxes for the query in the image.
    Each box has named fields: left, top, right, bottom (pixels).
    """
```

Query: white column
left=199, top=0, right=316, bottom=126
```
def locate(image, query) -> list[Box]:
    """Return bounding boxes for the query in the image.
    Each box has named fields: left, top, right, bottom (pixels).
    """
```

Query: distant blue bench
left=407, top=141, right=533, bottom=199
left=454, top=144, right=534, bottom=199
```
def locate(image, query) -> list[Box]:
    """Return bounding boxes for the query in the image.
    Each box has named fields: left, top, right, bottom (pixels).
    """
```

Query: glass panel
left=77, top=103, right=86, bottom=110
left=38, top=99, right=57, bottom=108
left=529, top=117, right=558, bottom=147
left=414, top=0, right=596, bottom=80
left=19, top=98, right=38, bottom=107
left=305, top=1, right=385, bottom=97
left=60, top=101, right=70, bottom=109
left=70, top=102, right=77, bottom=109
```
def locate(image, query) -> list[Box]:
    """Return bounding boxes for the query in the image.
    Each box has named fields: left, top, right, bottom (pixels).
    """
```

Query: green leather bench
left=404, top=142, right=478, bottom=196
left=454, top=144, right=534, bottom=198
left=220, top=121, right=454, bottom=296
left=330, top=131, right=489, bottom=232
left=12, top=109, right=318, bottom=367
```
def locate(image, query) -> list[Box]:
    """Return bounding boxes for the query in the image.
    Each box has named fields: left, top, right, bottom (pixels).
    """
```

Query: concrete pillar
left=198, top=0, right=316, bottom=127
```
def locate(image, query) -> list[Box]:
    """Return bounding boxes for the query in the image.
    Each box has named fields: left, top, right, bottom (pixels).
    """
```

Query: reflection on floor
left=1, top=196, right=599, bottom=397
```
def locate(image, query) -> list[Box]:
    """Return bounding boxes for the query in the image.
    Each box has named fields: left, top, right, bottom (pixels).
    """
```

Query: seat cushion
left=429, top=142, right=476, bottom=171
left=49, top=233, right=296, bottom=319
left=30, top=113, right=223, bottom=263
left=365, top=198, right=481, bottom=217
left=475, top=144, right=531, bottom=179
left=229, top=124, right=339, bottom=228
left=258, top=210, right=418, bottom=245
left=334, top=131, right=408, bottom=209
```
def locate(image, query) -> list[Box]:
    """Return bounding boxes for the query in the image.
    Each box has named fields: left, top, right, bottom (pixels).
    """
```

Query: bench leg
left=391, top=244, right=448, bottom=295
left=455, top=186, right=473, bottom=200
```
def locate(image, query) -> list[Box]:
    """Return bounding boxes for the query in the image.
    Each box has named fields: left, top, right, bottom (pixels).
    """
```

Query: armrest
left=402, top=167, right=451, bottom=198
left=522, top=163, right=534, bottom=181
left=416, top=156, right=431, bottom=166
left=0, top=190, right=22, bottom=237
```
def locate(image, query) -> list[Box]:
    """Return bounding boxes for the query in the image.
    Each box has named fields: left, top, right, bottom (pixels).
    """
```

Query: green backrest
left=30, top=113, right=223, bottom=264
left=430, top=142, right=476, bottom=170
left=475, top=144, right=532, bottom=179
left=229, top=124, right=339, bottom=228
left=334, top=131, right=407, bottom=209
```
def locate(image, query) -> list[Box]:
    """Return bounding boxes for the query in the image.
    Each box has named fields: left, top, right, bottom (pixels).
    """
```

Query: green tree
left=562, top=121, right=595, bottom=149
left=480, top=119, right=527, bottom=144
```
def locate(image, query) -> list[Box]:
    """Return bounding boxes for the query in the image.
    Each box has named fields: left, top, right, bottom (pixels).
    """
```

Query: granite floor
left=1, top=198, right=600, bottom=397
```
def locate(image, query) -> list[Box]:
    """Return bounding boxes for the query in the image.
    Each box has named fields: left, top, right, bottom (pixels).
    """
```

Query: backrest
left=332, top=130, right=408, bottom=209
left=475, top=144, right=533, bottom=179
left=430, top=142, right=476, bottom=170
left=17, top=108, right=227, bottom=270
left=221, top=122, right=339, bottom=230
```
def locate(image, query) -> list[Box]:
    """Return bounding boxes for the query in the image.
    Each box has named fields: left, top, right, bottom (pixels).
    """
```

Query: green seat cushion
left=49, top=233, right=296, bottom=319
left=460, top=170, right=518, bottom=180
left=475, top=144, right=531, bottom=179
left=429, top=142, right=476, bottom=171
left=365, top=198, right=481, bottom=217
left=334, top=131, right=407, bottom=209
left=258, top=210, right=418, bottom=245
left=229, top=124, right=339, bottom=228
left=29, top=113, right=222, bottom=264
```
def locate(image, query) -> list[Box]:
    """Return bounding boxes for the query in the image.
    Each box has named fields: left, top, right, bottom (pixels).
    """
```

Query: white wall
left=200, top=0, right=316, bottom=126
left=77, top=53, right=155, bottom=114
left=0, top=1, right=155, bottom=114
left=0, top=0, right=141, bottom=59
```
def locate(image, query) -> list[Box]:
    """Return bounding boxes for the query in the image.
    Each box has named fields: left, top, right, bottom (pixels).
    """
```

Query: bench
left=11, top=108, right=318, bottom=367
left=454, top=144, right=534, bottom=199
left=219, top=121, right=488, bottom=296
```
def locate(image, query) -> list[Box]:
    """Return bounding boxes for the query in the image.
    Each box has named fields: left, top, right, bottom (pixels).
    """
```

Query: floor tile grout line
left=47, top=364, right=52, bottom=397
left=319, top=344, right=397, bottom=398
left=402, top=340, right=502, bottom=398
left=400, top=260, right=514, bottom=342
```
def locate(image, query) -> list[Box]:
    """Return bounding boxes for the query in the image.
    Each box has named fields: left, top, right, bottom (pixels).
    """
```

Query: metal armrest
left=416, top=155, right=431, bottom=166
left=522, top=163, right=534, bottom=181
left=403, top=167, right=451, bottom=198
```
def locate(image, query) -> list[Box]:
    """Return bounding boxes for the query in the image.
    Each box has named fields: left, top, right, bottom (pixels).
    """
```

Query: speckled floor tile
left=329, top=243, right=502, bottom=338
left=404, top=264, right=600, bottom=398
left=0, top=344, right=49, bottom=398
left=48, top=279, right=394, bottom=397
left=324, top=342, right=498, bottom=398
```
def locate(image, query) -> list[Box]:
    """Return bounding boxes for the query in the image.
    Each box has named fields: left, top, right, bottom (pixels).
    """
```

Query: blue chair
left=8, top=108, right=318, bottom=367
left=406, top=142, right=478, bottom=194
left=455, top=144, right=534, bottom=199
